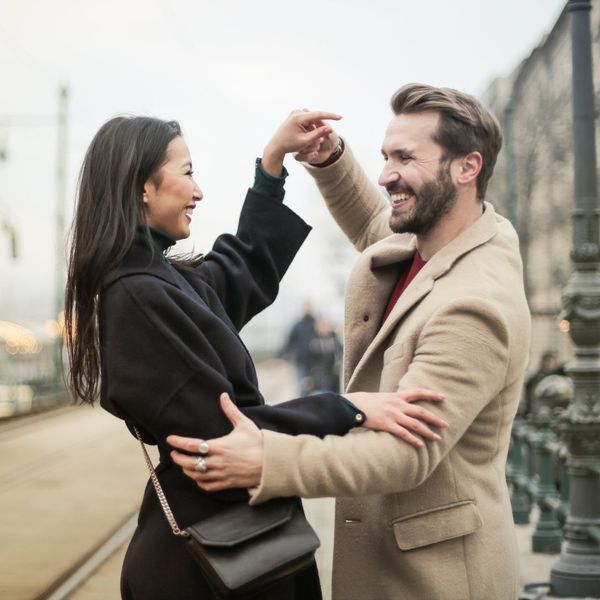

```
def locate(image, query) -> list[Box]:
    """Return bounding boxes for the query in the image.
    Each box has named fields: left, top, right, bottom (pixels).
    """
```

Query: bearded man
left=170, top=84, right=531, bottom=600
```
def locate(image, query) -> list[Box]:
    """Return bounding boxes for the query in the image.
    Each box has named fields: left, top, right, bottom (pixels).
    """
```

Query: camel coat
left=249, top=144, right=531, bottom=600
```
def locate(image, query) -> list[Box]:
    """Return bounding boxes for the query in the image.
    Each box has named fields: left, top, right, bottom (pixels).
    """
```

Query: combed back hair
left=390, top=83, right=502, bottom=200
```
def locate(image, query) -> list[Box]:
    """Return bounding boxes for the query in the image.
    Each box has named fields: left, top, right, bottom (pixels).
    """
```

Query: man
left=169, top=84, right=531, bottom=600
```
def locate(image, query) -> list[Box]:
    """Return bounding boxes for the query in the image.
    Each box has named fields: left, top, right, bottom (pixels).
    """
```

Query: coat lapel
left=345, top=202, right=499, bottom=391
left=342, top=233, right=416, bottom=387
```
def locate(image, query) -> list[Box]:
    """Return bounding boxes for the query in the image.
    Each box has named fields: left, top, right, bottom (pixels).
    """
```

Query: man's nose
left=378, top=164, right=400, bottom=188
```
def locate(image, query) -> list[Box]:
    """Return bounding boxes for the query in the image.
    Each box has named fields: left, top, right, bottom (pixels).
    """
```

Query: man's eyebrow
left=381, top=147, right=414, bottom=156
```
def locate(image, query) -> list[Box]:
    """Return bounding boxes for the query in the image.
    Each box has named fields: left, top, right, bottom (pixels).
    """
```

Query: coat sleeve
left=101, top=277, right=356, bottom=450
left=192, top=189, right=311, bottom=331
left=248, top=298, right=512, bottom=503
left=304, top=141, right=393, bottom=252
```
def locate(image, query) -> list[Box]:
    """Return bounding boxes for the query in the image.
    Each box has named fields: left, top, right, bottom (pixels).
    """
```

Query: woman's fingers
left=397, top=415, right=442, bottom=442
left=404, top=404, right=449, bottom=429
left=390, top=425, right=425, bottom=449
left=295, top=110, right=342, bottom=124
left=402, top=389, right=445, bottom=402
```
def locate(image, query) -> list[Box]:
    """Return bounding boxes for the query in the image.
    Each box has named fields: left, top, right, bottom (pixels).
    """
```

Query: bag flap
left=392, top=500, right=483, bottom=551
left=186, top=499, right=294, bottom=548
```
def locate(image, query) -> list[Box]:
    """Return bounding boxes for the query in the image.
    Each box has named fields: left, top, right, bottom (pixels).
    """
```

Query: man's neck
left=415, top=195, right=484, bottom=261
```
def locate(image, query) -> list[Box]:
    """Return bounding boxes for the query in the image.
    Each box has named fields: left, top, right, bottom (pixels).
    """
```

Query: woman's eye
left=186, top=170, right=194, bottom=176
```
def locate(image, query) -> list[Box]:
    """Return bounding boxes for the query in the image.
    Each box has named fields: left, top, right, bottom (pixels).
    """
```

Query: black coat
left=99, top=190, right=354, bottom=600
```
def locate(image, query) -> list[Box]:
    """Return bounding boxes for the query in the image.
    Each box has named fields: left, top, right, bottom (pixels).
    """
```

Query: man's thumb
left=220, top=393, right=246, bottom=427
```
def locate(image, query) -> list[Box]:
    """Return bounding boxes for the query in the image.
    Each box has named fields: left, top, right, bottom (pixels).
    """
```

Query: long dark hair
left=65, top=115, right=199, bottom=405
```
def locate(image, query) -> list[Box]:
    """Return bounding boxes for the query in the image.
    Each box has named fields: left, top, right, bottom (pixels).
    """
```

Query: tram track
left=36, top=512, right=137, bottom=600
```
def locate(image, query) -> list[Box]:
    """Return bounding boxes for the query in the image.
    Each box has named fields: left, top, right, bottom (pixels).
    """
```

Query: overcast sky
left=0, top=0, right=566, bottom=341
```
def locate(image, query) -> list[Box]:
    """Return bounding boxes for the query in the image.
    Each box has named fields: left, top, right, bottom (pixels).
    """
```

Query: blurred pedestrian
left=304, top=316, right=342, bottom=394
left=280, top=301, right=316, bottom=395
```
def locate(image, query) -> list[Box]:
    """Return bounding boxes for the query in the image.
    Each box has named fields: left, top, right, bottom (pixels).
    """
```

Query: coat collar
left=345, top=202, right=499, bottom=390
left=102, top=236, right=179, bottom=290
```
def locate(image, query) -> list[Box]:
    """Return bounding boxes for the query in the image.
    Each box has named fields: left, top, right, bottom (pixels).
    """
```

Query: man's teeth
left=390, top=192, right=413, bottom=203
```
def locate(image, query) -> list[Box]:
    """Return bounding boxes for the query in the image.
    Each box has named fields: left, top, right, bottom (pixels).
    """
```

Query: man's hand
left=344, top=389, right=449, bottom=448
left=167, top=393, right=263, bottom=492
left=262, top=109, right=342, bottom=176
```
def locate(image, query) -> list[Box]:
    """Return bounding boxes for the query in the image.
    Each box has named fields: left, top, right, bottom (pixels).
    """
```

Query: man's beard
left=388, top=163, right=458, bottom=235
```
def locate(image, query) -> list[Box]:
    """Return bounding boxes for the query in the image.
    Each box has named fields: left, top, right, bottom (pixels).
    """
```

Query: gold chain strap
left=133, top=426, right=189, bottom=538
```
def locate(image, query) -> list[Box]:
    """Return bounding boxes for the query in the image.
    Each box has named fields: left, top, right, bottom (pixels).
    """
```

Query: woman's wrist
left=261, top=144, right=285, bottom=177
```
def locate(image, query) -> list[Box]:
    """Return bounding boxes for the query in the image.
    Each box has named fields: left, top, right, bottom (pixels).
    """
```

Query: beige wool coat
left=250, top=144, right=531, bottom=600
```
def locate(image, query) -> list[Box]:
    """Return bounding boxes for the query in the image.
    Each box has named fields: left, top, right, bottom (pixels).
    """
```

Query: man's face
left=378, top=111, right=458, bottom=235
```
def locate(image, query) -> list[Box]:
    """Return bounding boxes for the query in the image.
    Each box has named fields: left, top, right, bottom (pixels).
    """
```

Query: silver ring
left=194, top=456, right=208, bottom=473
left=198, top=440, right=209, bottom=455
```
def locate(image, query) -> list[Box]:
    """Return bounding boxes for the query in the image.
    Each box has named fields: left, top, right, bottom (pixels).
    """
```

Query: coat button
left=355, top=413, right=364, bottom=423
left=363, top=314, right=369, bottom=322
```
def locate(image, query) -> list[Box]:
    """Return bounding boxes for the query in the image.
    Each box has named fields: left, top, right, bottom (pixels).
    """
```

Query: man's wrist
left=311, top=137, right=345, bottom=168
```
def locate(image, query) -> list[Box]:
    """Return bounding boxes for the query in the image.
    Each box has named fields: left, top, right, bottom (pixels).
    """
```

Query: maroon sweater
left=381, top=251, right=427, bottom=325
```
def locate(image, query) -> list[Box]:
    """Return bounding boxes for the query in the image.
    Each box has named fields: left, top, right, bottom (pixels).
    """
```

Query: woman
left=65, top=111, right=446, bottom=599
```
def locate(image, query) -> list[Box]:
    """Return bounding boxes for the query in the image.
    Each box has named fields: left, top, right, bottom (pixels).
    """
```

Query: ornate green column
left=549, top=0, right=600, bottom=596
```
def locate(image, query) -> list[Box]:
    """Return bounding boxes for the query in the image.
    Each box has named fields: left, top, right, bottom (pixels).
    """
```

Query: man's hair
left=390, top=83, right=502, bottom=201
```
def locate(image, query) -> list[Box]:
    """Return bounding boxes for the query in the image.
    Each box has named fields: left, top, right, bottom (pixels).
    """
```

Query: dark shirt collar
left=135, top=226, right=176, bottom=254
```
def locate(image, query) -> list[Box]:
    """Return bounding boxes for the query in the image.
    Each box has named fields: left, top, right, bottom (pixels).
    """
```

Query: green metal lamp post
left=549, top=0, right=600, bottom=596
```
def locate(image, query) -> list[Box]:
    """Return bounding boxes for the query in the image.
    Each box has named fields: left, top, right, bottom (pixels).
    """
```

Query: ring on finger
left=197, top=440, right=209, bottom=455
left=194, top=456, right=208, bottom=473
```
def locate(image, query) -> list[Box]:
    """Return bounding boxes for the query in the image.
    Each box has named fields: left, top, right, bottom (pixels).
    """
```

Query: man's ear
left=457, top=151, right=482, bottom=186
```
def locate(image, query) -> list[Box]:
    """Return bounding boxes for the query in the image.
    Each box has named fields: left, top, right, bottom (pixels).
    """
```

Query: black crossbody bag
left=133, top=427, right=320, bottom=599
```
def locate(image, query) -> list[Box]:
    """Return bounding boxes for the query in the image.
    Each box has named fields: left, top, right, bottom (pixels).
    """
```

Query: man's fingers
left=302, top=125, right=332, bottom=146
left=166, top=434, right=206, bottom=453
left=403, top=389, right=445, bottom=402
left=293, top=151, right=314, bottom=162
left=196, top=479, right=232, bottom=492
left=171, top=449, right=221, bottom=471
left=220, top=393, right=250, bottom=428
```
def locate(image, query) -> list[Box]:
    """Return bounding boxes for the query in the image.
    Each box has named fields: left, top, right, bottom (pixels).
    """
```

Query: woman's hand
left=343, top=390, right=448, bottom=448
left=167, top=393, right=264, bottom=492
left=261, top=109, right=342, bottom=176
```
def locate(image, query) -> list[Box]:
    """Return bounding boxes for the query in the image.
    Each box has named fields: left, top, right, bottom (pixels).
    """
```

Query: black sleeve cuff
left=336, top=395, right=367, bottom=427
left=252, top=157, right=288, bottom=203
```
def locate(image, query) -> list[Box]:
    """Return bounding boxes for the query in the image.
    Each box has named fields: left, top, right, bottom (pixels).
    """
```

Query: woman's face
left=143, top=136, right=203, bottom=240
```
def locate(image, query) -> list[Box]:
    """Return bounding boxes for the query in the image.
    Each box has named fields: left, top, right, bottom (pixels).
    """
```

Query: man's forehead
left=382, top=111, right=440, bottom=149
